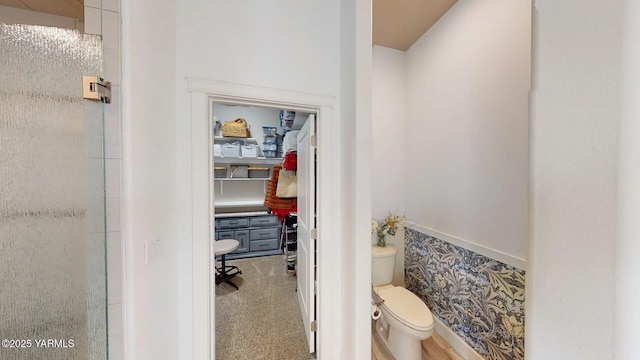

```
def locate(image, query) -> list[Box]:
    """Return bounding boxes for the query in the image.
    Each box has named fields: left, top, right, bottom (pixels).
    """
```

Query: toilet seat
left=378, top=286, right=434, bottom=332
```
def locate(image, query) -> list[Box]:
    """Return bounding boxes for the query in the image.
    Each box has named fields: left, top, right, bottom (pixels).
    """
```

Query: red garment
left=271, top=206, right=297, bottom=221
left=283, top=152, right=297, bottom=171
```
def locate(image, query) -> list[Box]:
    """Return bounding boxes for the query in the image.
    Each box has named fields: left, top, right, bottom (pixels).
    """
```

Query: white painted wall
left=404, top=0, right=531, bottom=264
left=372, top=45, right=406, bottom=224
left=175, top=1, right=339, bottom=95
left=372, top=45, right=406, bottom=286
left=173, top=1, right=347, bottom=359
left=528, top=1, right=622, bottom=359
left=340, top=0, right=372, bottom=359
left=121, top=0, right=178, bottom=359
left=617, top=1, right=640, bottom=357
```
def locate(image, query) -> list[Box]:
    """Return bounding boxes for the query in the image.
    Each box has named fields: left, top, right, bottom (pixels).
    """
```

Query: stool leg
left=215, top=254, right=242, bottom=290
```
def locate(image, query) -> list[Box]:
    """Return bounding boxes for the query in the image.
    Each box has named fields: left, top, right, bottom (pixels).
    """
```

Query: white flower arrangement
left=371, top=220, right=379, bottom=234
left=372, top=211, right=406, bottom=247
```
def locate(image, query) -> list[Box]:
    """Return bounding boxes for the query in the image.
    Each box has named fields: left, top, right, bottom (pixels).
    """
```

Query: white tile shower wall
left=106, top=159, right=122, bottom=233
left=85, top=0, right=102, bottom=9
left=103, top=0, right=120, bottom=13
left=85, top=2, right=123, bottom=359
left=107, top=231, right=122, bottom=305
left=86, top=158, right=108, bottom=235
left=84, top=7, right=101, bottom=35
left=105, top=86, right=122, bottom=159
left=102, top=10, right=121, bottom=85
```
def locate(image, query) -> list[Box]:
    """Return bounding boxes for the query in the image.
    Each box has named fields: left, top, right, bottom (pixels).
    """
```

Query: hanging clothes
left=282, top=130, right=299, bottom=154
left=282, top=152, right=297, bottom=171
left=264, top=164, right=297, bottom=220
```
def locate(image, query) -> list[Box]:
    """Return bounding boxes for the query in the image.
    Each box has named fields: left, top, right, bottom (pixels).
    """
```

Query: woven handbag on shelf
left=221, top=118, right=250, bottom=138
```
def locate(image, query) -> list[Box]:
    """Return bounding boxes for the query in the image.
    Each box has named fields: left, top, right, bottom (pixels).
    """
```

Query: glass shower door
left=0, top=24, right=107, bottom=360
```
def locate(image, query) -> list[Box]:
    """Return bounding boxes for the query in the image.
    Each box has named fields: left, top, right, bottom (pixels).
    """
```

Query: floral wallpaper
left=404, top=228, right=525, bottom=360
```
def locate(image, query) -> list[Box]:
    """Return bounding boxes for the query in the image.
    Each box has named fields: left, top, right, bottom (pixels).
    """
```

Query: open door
left=297, top=113, right=316, bottom=353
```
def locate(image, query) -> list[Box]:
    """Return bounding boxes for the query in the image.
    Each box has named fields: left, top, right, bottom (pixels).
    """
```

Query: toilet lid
left=378, top=287, right=433, bottom=331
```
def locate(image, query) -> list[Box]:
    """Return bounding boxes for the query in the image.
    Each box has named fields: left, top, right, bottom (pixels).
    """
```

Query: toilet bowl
left=372, top=245, right=434, bottom=360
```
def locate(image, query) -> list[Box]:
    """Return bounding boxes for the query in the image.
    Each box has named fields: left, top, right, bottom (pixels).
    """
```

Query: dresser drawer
left=249, top=239, right=279, bottom=252
left=217, top=231, right=235, bottom=240
left=250, top=227, right=279, bottom=240
left=234, top=230, right=250, bottom=253
left=218, top=218, right=250, bottom=229
left=249, top=215, right=279, bottom=227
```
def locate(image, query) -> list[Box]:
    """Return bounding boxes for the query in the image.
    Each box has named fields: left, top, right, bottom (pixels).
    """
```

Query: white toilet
left=372, top=245, right=434, bottom=360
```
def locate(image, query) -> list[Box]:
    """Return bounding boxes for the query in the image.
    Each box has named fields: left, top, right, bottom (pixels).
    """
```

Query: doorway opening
left=211, top=102, right=316, bottom=358
left=186, top=78, right=340, bottom=360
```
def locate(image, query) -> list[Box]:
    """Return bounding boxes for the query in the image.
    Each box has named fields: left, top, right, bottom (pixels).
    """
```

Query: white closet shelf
left=214, top=157, right=283, bottom=165
left=214, top=178, right=270, bottom=181
left=214, top=178, right=270, bottom=194
left=215, top=211, right=270, bottom=218
left=214, top=200, right=265, bottom=208
left=214, top=136, right=259, bottom=141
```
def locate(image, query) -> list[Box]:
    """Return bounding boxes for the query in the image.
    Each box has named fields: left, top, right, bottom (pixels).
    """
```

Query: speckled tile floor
left=216, top=255, right=461, bottom=360
left=215, top=255, right=315, bottom=360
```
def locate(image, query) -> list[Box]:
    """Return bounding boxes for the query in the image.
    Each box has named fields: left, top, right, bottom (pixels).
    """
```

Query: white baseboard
left=434, top=317, right=484, bottom=360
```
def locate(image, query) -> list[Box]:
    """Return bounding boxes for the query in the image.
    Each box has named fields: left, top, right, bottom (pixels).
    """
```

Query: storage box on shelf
left=214, top=136, right=261, bottom=159
left=241, top=145, right=258, bottom=158
left=262, top=126, right=277, bottom=136
left=221, top=143, right=241, bottom=157
left=263, top=142, right=278, bottom=151
left=214, top=167, right=227, bottom=178
left=262, top=142, right=278, bottom=158
left=215, top=212, right=282, bottom=259
left=261, top=126, right=283, bottom=158
left=213, top=134, right=282, bottom=211
left=248, top=167, right=270, bottom=178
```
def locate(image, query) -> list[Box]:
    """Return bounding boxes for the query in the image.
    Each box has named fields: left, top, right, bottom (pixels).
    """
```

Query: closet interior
left=212, top=102, right=316, bottom=357
left=212, top=102, right=309, bottom=268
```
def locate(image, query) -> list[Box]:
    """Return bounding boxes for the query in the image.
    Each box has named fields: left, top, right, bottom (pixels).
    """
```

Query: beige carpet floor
left=215, top=255, right=316, bottom=360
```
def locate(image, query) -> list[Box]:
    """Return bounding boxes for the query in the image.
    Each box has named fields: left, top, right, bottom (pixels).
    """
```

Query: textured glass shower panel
left=0, top=24, right=107, bottom=360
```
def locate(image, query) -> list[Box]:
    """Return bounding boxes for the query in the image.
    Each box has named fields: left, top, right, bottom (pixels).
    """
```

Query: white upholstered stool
left=214, top=239, right=242, bottom=290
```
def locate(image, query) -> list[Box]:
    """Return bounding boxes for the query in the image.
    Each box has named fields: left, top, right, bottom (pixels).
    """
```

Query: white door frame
left=185, top=78, right=341, bottom=360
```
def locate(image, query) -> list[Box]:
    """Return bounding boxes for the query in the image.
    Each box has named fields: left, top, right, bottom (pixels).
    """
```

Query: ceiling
left=0, top=0, right=455, bottom=51
left=373, top=0, right=457, bottom=51
left=0, top=0, right=83, bottom=22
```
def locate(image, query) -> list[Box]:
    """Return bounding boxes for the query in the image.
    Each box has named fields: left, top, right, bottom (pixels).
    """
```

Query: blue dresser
left=215, top=212, right=282, bottom=259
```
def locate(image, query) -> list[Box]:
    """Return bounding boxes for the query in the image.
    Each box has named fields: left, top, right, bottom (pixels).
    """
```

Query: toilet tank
left=372, top=245, right=397, bottom=286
